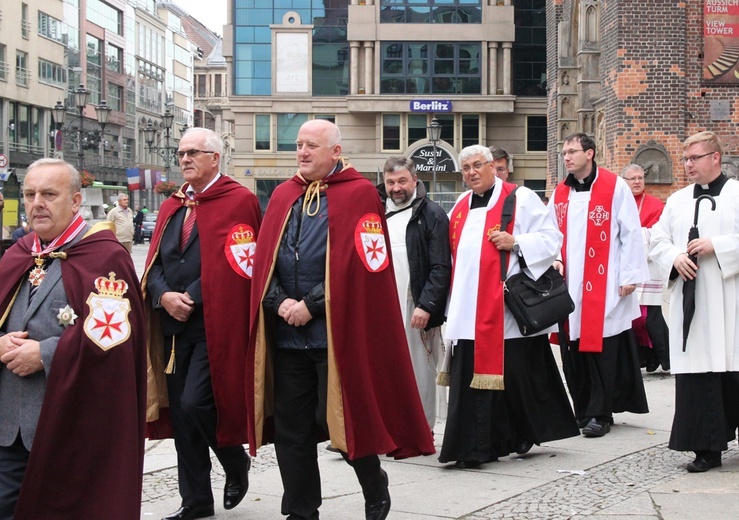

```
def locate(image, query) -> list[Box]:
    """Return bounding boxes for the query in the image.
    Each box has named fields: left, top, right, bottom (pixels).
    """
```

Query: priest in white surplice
left=649, top=131, right=739, bottom=473
left=378, top=156, right=451, bottom=431
left=438, top=146, right=579, bottom=469
left=550, top=133, right=649, bottom=438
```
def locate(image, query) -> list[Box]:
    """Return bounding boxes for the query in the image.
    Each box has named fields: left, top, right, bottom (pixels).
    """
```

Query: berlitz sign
left=410, top=145, right=458, bottom=174
left=409, top=100, right=453, bottom=112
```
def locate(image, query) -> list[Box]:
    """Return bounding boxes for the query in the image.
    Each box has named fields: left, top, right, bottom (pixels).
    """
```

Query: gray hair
left=459, top=145, right=493, bottom=165
left=382, top=156, right=416, bottom=176
left=620, top=163, right=644, bottom=177
left=489, top=145, right=510, bottom=166
left=26, top=158, right=81, bottom=196
left=182, top=127, right=224, bottom=157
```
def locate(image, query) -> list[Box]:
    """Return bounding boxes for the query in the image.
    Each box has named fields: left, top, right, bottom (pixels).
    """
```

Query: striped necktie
left=180, top=198, right=197, bottom=251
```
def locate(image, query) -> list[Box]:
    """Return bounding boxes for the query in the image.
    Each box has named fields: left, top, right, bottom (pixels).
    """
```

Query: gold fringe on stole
left=165, top=336, right=176, bottom=374
left=470, top=373, right=504, bottom=390
left=436, top=371, right=451, bottom=387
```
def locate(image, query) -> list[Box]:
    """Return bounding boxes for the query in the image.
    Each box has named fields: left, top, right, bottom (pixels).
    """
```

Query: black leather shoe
left=582, top=417, right=611, bottom=437
left=515, top=440, right=534, bottom=455
left=223, top=453, right=251, bottom=510
left=687, top=451, right=722, bottom=473
left=365, top=469, right=390, bottom=520
left=454, top=460, right=483, bottom=469
left=161, top=505, right=214, bottom=520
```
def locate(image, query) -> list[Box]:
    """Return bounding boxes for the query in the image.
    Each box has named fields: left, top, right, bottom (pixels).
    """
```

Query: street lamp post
left=51, top=84, right=111, bottom=172
left=427, top=118, right=442, bottom=200
left=144, top=108, right=180, bottom=182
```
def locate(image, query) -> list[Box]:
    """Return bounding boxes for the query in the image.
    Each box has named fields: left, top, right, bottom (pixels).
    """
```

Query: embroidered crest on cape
left=354, top=213, right=389, bottom=273
left=83, top=272, right=131, bottom=351
left=224, top=224, right=256, bottom=279
left=588, top=205, right=610, bottom=227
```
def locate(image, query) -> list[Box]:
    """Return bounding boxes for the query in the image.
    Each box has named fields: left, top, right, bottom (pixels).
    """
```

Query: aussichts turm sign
left=409, top=100, right=453, bottom=112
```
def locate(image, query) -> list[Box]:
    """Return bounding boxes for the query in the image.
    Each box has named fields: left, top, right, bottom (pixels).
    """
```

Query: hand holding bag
left=499, top=188, right=574, bottom=336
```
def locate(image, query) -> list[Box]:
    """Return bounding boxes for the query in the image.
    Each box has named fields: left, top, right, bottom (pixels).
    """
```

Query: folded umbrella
left=682, top=194, right=716, bottom=351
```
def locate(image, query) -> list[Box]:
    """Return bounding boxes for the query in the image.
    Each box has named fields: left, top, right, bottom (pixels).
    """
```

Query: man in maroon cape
left=0, top=158, right=146, bottom=519
left=621, top=163, right=670, bottom=372
left=143, top=128, right=261, bottom=520
left=247, top=119, right=434, bottom=520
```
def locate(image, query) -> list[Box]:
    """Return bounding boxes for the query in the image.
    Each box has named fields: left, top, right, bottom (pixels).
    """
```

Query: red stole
left=634, top=192, right=664, bottom=228
left=448, top=183, right=516, bottom=390
left=554, top=168, right=617, bottom=352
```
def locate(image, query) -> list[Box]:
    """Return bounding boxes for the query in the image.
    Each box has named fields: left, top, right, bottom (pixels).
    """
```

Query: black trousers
left=669, top=372, right=739, bottom=453
left=561, top=329, right=649, bottom=422
left=0, top=434, right=28, bottom=520
left=645, top=305, right=670, bottom=370
left=273, top=348, right=386, bottom=520
left=166, top=333, right=246, bottom=507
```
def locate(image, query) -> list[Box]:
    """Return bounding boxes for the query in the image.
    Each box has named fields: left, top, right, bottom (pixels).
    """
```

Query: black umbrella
left=682, top=194, right=716, bottom=351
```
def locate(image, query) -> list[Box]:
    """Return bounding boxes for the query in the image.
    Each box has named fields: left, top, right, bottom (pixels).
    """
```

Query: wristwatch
left=512, top=240, right=520, bottom=255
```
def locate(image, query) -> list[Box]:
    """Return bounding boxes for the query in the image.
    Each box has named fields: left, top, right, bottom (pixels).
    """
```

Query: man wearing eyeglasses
left=439, top=145, right=579, bottom=469
left=550, top=133, right=649, bottom=438
left=649, top=131, right=739, bottom=473
left=489, top=145, right=510, bottom=181
left=621, top=164, right=670, bottom=374
left=143, top=127, right=262, bottom=520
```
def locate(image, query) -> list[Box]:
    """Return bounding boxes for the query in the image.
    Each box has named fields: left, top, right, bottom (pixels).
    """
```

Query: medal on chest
left=29, top=256, right=47, bottom=287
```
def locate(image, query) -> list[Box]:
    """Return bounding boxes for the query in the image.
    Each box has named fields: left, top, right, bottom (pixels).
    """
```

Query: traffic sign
left=0, top=154, right=7, bottom=168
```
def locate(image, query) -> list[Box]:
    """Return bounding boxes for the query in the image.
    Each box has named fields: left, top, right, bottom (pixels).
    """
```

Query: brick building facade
left=547, top=0, right=739, bottom=199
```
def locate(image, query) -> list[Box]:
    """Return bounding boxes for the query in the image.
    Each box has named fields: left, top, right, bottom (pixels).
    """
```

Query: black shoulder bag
left=499, top=188, right=574, bottom=337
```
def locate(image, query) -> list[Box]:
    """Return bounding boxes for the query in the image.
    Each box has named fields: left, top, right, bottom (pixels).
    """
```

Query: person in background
left=143, top=127, right=261, bottom=520
left=621, top=164, right=670, bottom=373
left=133, top=206, right=145, bottom=245
left=438, top=145, right=579, bottom=469
left=378, top=156, right=451, bottom=432
left=106, top=193, right=134, bottom=252
left=649, top=131, right=739, bottom=473
left=0, top=158, right=146, bottom=519
left=11, top=219, right=30, bottom=244
left=489, top=146, right=510, bottom=181
left=246, top=119, right=434, bottom=520
left=549, top=133, right=649, bottom=437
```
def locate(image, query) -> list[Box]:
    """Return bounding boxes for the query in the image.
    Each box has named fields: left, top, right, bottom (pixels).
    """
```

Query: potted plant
left=154, top=180, right=179, bottom=197
left=80, top=170, right=95, bottom=188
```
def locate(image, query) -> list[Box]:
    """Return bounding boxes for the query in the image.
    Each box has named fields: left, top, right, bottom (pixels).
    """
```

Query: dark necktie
left=180, top=199, right=197, bottom=251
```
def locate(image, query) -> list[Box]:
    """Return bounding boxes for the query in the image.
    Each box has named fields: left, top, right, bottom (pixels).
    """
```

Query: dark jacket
left=377, top=182, right=451, bottom=329
left=263, top=193, right=328, bottom=349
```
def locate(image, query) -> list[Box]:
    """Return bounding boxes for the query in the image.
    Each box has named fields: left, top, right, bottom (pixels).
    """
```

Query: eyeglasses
left=624, top=176, right=644, bottom=182
left=461, top=161, right=490, bottom=173
left=560, top=148, right=584, bottom=157
left=680, top=152, right=715, bottom=164
left=176, top=149, right=216, bottom=160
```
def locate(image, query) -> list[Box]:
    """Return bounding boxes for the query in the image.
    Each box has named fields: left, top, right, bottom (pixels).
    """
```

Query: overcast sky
left=173, top=0, right=227, bottom=35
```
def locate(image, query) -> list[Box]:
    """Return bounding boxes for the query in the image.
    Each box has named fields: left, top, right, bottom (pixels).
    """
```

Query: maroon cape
left=634, top=192, right=664, bottom=228
left=0, top=225, right=146, bottom=520
left=247, top=165, right=435, bottom=460
left=142, top=175, right=261, bottom=446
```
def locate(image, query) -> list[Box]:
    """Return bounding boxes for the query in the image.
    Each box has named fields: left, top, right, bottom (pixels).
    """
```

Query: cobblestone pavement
left=142, top=441, right=280, bottom=505
left=143, top=439, right=738, bottom=517
left=466, top=443, right=739, bottom=520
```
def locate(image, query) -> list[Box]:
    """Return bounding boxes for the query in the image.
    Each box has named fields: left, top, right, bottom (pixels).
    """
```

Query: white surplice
left=549, top=174, right=648, bottom=341
left=648, top=179, right=739, bottom=374
left=445, top=179, right=563, bottom=342
left=386, top=195, right=443, bottom=429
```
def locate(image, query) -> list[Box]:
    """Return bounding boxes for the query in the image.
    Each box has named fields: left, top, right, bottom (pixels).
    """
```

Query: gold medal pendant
left=29, top=257, right=47, bottom=287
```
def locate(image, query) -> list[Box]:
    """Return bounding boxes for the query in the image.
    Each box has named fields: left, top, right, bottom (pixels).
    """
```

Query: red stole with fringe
left=449, top=183, right=516, bottom=390
left=553, top=168, right=617, bottom=352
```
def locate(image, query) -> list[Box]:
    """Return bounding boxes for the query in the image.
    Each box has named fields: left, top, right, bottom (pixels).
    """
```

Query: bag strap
left=500, top=186, right=524, bottom=281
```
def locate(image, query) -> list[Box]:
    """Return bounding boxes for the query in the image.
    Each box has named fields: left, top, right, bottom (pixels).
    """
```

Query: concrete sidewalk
left=139, top=369, right=739, bottom=520
left=132, top=243, right=739, bottom=520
